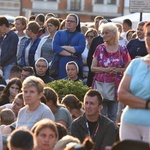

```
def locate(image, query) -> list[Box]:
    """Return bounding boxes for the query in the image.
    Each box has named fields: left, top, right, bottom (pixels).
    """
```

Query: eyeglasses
left=86, top=35, right=94, bottom=39
left=66, top=20, right=76, bottom=23
left=36, top=65, right=47, bottom=68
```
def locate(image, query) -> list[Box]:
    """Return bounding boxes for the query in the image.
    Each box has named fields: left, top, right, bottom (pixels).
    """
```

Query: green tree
left=45, top=80, right=89, bottom=102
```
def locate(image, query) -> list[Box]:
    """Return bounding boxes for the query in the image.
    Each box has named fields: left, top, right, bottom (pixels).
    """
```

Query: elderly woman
left=91, top=22, right=130, bottom=123
left=118, top=21, right=150, bottom=142
left=53, top=13, right=86, bottom=79
left=16, top=76, right=55, bottom=130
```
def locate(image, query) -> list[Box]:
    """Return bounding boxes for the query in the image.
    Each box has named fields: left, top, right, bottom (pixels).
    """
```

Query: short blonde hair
left=100, top=22, right=119, bottom=43
left=22, top=76, right=44, bottom=94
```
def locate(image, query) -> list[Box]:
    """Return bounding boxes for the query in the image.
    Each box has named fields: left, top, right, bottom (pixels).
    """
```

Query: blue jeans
left=101, top=100, right=118, bottom=123
left=3, top=64, right=14, bottom=80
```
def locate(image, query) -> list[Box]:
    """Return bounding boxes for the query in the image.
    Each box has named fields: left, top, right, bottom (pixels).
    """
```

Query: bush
left=45, top=79, right=89, bottom=102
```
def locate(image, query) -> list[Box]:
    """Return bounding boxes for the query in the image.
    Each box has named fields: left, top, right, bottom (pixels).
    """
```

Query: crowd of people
left=0, top=12, right=149, bottom=150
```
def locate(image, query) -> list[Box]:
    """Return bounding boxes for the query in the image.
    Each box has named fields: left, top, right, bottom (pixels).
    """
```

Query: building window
left=107, top=0, right=116, bottom=4
left=95, top=0, right=116, bottom=4
left=70, top=0, right=81, bottom=11
left=32, top=0, right=56, bottom=1
left=95, top=0, right=104, bottom=4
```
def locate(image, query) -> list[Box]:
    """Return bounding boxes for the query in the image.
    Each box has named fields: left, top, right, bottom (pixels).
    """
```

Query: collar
left=138, top=38, right=145, bottom=41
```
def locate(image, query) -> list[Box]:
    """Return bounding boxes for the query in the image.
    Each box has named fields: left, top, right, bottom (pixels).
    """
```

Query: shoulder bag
left=93, top=46, right=122, bottom=101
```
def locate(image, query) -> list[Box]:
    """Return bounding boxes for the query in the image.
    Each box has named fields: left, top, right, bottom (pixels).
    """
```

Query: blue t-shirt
left=122, top=58, right=150, bottom=126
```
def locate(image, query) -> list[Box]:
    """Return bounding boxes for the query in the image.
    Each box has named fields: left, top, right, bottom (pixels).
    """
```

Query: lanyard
left=85, top=120, right=100, bottom=139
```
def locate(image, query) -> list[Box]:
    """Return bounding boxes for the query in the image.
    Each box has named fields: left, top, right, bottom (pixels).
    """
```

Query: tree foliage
left=45, top=79, right=89, bottom=102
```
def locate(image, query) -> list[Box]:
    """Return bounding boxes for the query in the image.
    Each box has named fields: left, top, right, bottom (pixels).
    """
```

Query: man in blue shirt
left=0, top=16, right=18, bottom=80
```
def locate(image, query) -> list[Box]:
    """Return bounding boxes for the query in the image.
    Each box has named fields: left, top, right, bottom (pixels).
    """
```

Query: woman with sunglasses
left=82, top=28, right=98, bottom=82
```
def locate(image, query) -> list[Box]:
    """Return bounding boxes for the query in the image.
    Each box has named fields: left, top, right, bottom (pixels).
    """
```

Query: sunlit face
left=35, top=60, right=47, bottom=76
left=65, top=15, right=77, bottom=32
left=12, top=97, right=24, bottom=116
left=66, top=64, right=78, bottom=80
left=47, top=23, right=58, bottom=34
left=101, top=29, right=114, bottom=42
left=84, top=96, right=101, bottom=117
left=144, top=25, right=150, bottom=53
left=15, top=19, right=25, bottom=31
left=23, top=86, right=42, bottom=106
left=36, top=127, right=57, bottom=150
left=137, top=25, right=144, bottom=39
left=9, top=84, right=20, bottom=98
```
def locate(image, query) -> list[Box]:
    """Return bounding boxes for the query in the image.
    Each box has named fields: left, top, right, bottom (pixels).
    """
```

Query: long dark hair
left=0, top=78, right=22, bottom=100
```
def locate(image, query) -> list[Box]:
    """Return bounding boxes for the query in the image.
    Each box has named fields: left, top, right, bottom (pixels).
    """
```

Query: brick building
left=0, top=0, right=126, bottom=22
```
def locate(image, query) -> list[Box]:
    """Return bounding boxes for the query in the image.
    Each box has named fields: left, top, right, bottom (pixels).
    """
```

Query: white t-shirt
left=118, top=38, right=127, bottom=47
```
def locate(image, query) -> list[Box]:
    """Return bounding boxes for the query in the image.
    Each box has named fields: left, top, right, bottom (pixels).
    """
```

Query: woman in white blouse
left=35, top=17, right=60, bottom=63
